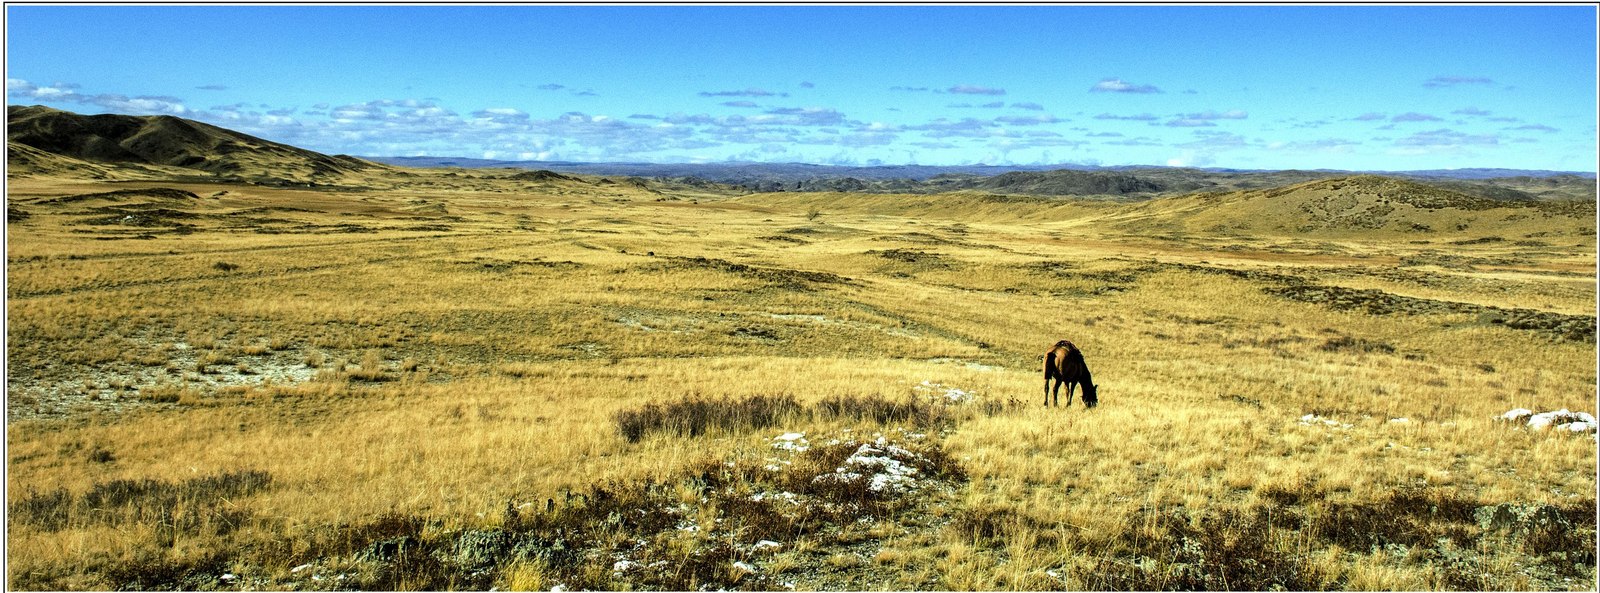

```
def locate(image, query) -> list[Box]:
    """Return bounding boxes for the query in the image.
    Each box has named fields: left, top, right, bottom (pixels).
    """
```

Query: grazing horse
left=1043, top=340, right=1098, bottom=408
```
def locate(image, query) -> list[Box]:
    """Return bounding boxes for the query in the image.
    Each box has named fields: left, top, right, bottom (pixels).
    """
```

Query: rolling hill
left=6, top=105, right=383, bottom=184
left=1101, top=175, right=1596, bottom=238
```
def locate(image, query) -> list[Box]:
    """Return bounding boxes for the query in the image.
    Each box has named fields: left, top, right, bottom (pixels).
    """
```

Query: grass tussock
left=10, top=469, right=271, bottom=541
left=616, top=392, right=962, bottom=443
left=615, top=393, right=804, bottom=442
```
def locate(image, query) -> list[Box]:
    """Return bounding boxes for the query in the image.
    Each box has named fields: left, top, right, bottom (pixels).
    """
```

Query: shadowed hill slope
left=6, top=105, right=383, bottom=184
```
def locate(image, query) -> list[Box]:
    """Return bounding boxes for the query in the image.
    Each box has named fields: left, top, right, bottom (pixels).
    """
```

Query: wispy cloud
left=720, top=101, right=759, bottom=108
left=1452, top=107, right=1492, bottom=116
left=948, top=84, right=1006, bottom=95
left=995, top=114, right=1064, bottom=126
left=1423, top=75, right=1495, bottom=89
left=1392, top=128, right=1499, bottom=147
left=763, top=106, right=847, bottom=126
left=799, top=81, right=815, bottom=89
left=889, top=86, right=930, bottom=92
left=536, top=83, right=565, bottom=91
left=1164, top=119, right=1216, bottom=128
left=1352, top=112, right=1387, bottom=121
left=1509, top=124, right=1559, bottom=133
left=1093, top=112, right=1159, bottom=121
left=1090, top=78, right=1162, bottom=94
left=699, top=88, right=787, bottom=98
left=196, top=84, right=229, bottom=91
left=1181, top=110, right=1248, bottom=120
left=1010, top=102, right=1045, bottom=111
left=1391, top=112, right=1443, bottom=123
left=1104, top=137, right=1163, bottom=147
left=1267, top=138, right=1360, bottom=153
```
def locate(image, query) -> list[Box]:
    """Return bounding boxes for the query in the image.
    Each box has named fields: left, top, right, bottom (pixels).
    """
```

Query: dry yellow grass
left=5, top=169, right=1596, bottom=590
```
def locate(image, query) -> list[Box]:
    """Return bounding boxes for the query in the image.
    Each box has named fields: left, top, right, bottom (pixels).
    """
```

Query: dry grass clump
left=615, top=393, right=803, bottom=442
left=614, top=392, right=960, bottom=444
left=10, top=469, right=272, bottom=535
left=812, top=393, right=955, bottom=427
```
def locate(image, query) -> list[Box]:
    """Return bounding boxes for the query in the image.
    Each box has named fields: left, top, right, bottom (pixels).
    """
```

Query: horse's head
left=1083, top=383, right=1099, bottom=408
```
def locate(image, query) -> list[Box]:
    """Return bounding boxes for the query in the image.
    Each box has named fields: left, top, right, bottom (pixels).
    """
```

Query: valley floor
left=5, top=173, right=1597, bottom=590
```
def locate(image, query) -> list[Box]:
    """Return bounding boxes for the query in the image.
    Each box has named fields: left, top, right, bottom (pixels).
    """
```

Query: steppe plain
left=6, top=134, right=1598, bottom=590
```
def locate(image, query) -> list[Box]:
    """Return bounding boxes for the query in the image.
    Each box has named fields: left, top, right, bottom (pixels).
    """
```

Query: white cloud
left=948, top=84, right=1006, bottom=95
left=1090, top=78, right=1162, bottom=94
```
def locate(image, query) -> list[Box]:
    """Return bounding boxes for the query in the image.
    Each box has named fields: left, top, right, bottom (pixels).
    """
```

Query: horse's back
left=1060, top=346, right=1089, bottom=378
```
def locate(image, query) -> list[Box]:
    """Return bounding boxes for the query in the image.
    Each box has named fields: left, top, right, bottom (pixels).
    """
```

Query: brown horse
left=1043, top=340, right=1098, bottom=408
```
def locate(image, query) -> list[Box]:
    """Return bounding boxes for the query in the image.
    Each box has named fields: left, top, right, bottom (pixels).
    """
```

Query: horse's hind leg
left=1043, top=376, right=1052, bottom=407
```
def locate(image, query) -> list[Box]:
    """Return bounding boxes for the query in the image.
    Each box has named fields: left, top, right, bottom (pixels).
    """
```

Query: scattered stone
left=1502, top=408, right=1534, bottom=423
left=1298, top=413, right=1350, bottom=430
left=771, top=432, right=809, bottom=452
left=1503, top=408, right=1597, bottom=433
left=814, top=439, right=926, bottom=494
left=914, top=380, right=976, bottom=403
left=753, top=540, right=782, bottom=553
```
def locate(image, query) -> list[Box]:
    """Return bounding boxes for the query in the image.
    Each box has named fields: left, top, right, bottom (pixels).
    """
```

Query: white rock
left=1389, top=418, right=1410, bottom=424
left=1563, top=420, right=1597, bottom=433
left=754, top=540, right=782, bottom=551
left=1528, top=409, right=1576, bottom=430
left=290, top=563, right=314, bottom=574
left=771, top=432, right=810, bottom=452
left=733, top=561, right=759, bottom=574
left=1503, top=408, right=1534, bottom=421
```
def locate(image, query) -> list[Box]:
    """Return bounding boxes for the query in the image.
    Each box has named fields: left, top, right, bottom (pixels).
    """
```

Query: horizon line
left=358, top=155, right=1600, bottom=176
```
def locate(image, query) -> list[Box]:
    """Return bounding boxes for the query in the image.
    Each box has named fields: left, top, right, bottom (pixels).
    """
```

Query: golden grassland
left=5, top=167, right=1597, bottom=590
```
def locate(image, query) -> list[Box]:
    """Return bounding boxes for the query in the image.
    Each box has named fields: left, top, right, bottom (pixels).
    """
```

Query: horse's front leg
left=1066, top=382, right=1076, bottom=406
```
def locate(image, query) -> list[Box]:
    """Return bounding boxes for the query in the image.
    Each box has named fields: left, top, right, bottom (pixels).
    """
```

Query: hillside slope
left=1105, top=175, right=1596, bottom=239
left=6, top=105, right=383, bottom=184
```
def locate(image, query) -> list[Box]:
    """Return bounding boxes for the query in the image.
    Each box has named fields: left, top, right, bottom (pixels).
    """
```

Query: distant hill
left=1105, top=175, right=1596, bottom=237
left=6, top=105, right=383, bottom=184
left=366, top=155, right=1595, bottom=200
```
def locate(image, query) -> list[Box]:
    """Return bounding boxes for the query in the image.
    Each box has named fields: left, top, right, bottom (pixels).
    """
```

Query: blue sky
left=6, top=5, right=1596, bottom=171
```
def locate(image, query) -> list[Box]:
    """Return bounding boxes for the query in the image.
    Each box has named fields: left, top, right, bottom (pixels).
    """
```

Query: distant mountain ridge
left=7, top=105, right=382, bottom=184
left=366, top=155, right=1594, bottom=182
left=366, top=155, right=1596, bottom=201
